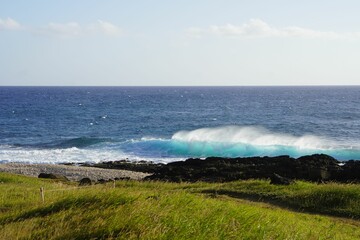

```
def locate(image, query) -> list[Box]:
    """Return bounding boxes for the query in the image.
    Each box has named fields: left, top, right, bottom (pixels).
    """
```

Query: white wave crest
left=0, top=146, right=127, bottom=164
left=0, top=145, right=182, bottom=164
left=172, top=125, right=333, bottom=150
left=140, top=137, right=166, bottom=141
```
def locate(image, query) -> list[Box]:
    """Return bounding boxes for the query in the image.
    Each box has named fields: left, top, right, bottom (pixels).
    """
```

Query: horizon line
left=1, top=84, right=360, bottom=88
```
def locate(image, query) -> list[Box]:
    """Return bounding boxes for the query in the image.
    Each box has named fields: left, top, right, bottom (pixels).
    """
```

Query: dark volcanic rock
left=97, top=179, right=107, bottom=184
left=295, top=154, right=341, bottom=181
left=270, top=173, right=293, bottom=185
left=145, top=154, right=359, bottom=183
left=147, top=155, right=297, bottom=182
left=38, top=173, right=69, bottom=181
left=81, top=160, right=164, bottom=173
left=79, top=177, right=92, bottom=186
left=337, top=160, right=360, bottom=182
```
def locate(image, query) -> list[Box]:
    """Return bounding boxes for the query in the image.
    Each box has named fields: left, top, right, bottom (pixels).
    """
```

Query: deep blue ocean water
left=0, top=86, right=359, bottom=163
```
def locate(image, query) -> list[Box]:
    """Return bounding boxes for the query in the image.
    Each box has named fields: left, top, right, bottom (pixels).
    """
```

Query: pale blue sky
left=1, top=1, right=360, bottom=86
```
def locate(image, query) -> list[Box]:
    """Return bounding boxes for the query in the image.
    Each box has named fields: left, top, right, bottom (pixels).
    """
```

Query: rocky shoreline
left=1, top=154, right=359, bottom=184
left=0, top=163, right=150, bottom=181
left=85, top=154, right=360, bottom=183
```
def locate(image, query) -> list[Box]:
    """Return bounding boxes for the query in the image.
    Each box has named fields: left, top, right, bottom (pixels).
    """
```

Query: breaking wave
left=1, top=126, right=360, bottom=163
left=168, top=126, right=360, bottom=160
left=172, top=126, right=333, bottom=150
left=115, top=126, right=360, bottom=161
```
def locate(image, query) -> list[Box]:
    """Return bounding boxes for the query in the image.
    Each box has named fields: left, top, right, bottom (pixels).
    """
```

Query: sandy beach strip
left=0, top=163, right=151, bottom=181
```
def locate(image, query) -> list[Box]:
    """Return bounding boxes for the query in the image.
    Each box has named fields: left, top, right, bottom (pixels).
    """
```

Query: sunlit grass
left=0, top=172, right=360, bottom=239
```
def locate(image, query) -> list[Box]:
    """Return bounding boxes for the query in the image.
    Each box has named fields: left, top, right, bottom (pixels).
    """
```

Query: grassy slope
left=0, top=173, right=359, bottom=240
left=203, top=180, right=360, bottom=219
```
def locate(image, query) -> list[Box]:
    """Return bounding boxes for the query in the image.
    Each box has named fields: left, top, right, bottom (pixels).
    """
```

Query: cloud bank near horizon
left=3, top=17, right=360, bottom=40
left=41, top=20, right=122, bottom=37
left=0, top=17, right=122, bottom=37
left=187, top=19, right=360, bottom=39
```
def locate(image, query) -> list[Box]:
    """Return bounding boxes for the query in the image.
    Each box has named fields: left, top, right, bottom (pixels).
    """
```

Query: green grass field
left=1, top=172, right=360, bottom=239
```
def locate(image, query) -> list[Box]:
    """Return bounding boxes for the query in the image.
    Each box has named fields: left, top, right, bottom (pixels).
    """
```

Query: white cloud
left=210, top=19, right=279, bottom=37
left=0, top=18, right=121, bottom=37
left=41, top=20, right=122, bottom=37
left=187, top=19, right=359, bottom=39
left=0, top=17, right=21, bottom=30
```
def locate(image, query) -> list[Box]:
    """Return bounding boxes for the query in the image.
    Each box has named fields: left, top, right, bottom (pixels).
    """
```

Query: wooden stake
left=40, top=187, right=45, bottom=203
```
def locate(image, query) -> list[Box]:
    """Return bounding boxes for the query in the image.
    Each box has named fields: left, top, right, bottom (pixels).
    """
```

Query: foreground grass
left=202, top=180, right=360, bottom=219
left=0, top=173, right=359, bottom=239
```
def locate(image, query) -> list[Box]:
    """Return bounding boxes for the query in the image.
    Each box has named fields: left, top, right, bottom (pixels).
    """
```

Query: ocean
left=0, top=86, right=359, bottom=164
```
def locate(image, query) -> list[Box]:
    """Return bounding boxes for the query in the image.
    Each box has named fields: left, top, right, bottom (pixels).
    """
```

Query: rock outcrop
left=38, top=173, right=69, bottom=181
left=145, top=154, right=359, bottom=183
left=79, top=177, right=92, bottom=186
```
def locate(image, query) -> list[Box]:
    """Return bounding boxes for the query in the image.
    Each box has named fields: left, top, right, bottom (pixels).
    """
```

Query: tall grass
left=206, top=180, right=360, bottom=219
left=0, top=173, right=360, bottom=239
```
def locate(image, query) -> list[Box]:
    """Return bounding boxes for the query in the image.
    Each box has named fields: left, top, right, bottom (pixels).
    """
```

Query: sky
left=1, top=0, right=360, bottom=86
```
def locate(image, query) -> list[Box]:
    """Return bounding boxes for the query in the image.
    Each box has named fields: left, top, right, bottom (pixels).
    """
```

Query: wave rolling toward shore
left=1, top=126, right=359, bottom=164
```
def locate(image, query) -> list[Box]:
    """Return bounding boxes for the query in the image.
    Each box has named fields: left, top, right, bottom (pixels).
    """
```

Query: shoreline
left=1, top=154, right=360, bottom=183
left=0, top=163, right=150, bottom=181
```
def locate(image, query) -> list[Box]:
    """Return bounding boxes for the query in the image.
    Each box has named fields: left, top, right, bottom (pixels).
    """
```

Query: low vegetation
left=1, top=172, right=360, bottom=239
left=203, top=180, right=360, bottom=219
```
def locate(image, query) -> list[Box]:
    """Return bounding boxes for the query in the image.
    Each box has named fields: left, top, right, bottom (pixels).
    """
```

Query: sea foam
left=172, top=125, right=332, bottom=149
left=168, top=126, right=360, bottom=160
left=0, top=146, right=126, bottom=164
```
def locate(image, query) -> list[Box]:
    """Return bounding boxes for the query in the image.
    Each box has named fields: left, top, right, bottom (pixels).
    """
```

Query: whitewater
left=0, top=86, right=359, bottom=163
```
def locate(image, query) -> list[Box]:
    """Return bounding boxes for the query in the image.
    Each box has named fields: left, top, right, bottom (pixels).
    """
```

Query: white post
left=40, top=187, right=45, bottom=203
